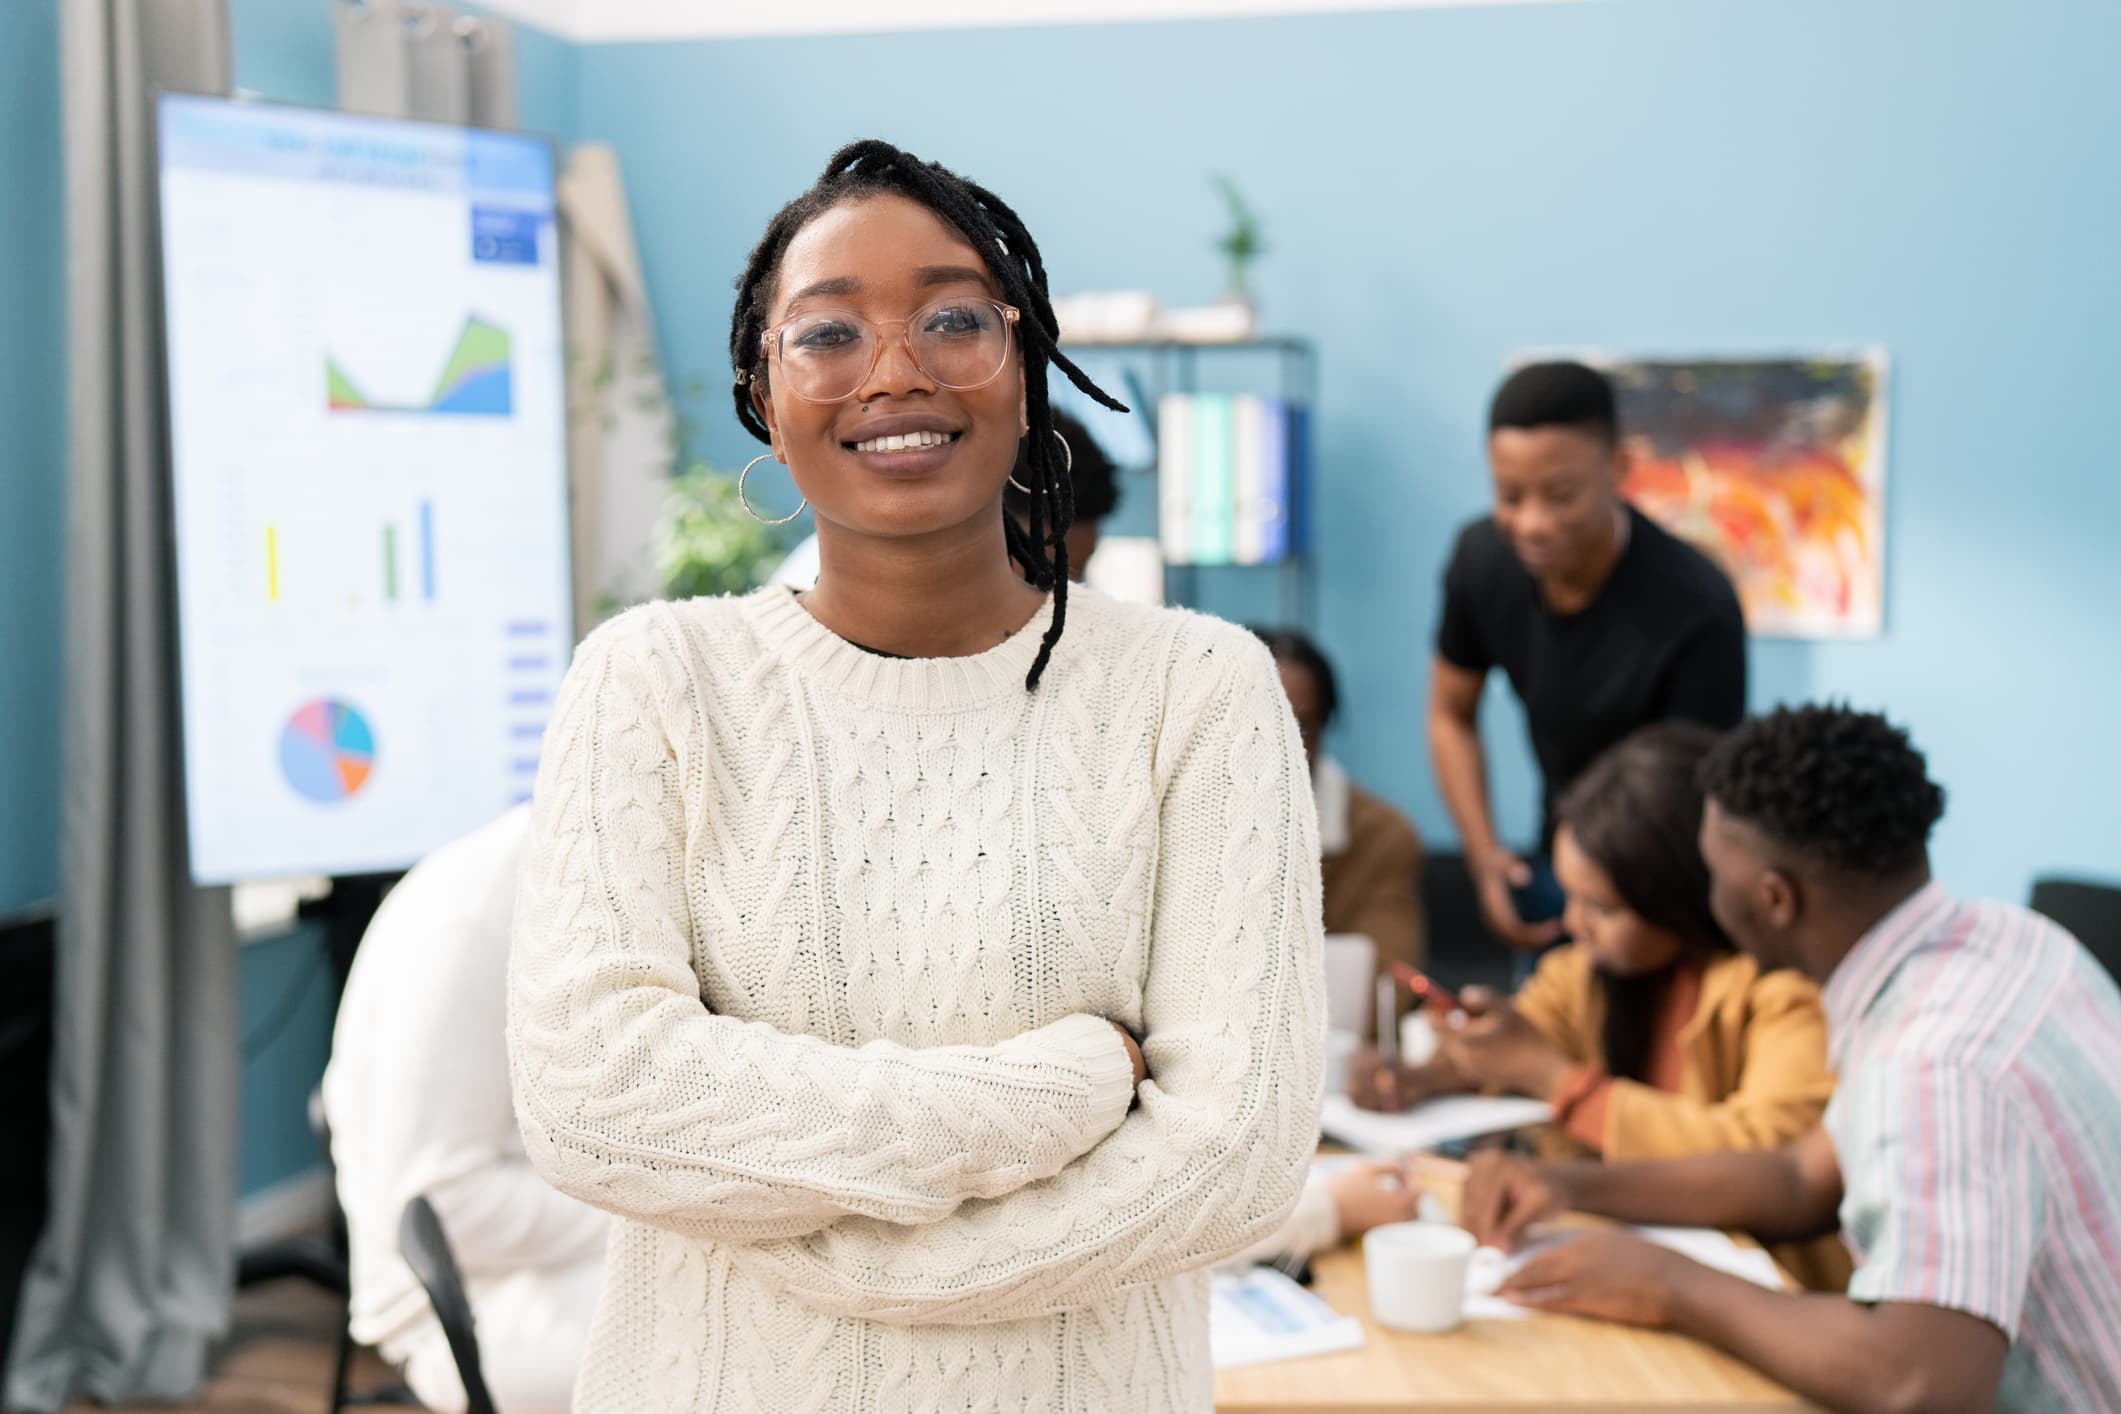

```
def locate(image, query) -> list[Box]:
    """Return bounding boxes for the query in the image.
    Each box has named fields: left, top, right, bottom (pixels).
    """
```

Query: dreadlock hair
left=728, top=140, right=1128, bottom=690
left=1557, top=723, right=1733, bottom=1083
left=1004, top=411, right=1121, bottom=528
left=1698, top=704, right=1946, bottom=879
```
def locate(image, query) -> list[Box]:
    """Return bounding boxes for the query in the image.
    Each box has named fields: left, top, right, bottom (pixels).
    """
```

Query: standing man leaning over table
left=1429, top=362, right=1746, bottom=974
left=1463, top=705, right=2121, bottom=1414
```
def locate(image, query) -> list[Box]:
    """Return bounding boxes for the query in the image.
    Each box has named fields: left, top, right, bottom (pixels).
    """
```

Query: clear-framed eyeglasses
left=759, top=297, right=1021, bottom=404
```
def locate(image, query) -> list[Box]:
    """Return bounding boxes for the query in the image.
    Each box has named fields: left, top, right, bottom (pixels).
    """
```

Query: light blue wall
left=228, top=0, right=341, bottom=107
left=237, top=922, right=335, bottom=1196
left=573, top=0, right=2121, bottom=902
left=0, top=0, right=66, bottom=918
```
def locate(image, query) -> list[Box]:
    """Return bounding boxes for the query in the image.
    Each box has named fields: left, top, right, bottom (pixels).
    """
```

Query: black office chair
left=312, top=1089, right=417, bottom=1413
left=400, top=1195, right=499, bottom=1414
left=2029, top=877, right=2121, bottom=985
left=1420, top=851, right=1513, bottom=994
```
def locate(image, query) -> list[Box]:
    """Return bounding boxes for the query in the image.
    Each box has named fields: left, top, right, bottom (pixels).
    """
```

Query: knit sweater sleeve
left=724, top=627, right=1328, bottom=1325
left=507, top=612, right=1141, bottom=1243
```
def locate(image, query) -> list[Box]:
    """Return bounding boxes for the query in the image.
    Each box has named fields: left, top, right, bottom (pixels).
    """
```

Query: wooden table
left=1214, top=1160, right=1819, bottom=1412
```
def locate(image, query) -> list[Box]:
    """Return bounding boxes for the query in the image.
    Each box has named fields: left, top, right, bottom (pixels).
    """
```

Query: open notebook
left=1318, top=1092, right=1553, bottom=1155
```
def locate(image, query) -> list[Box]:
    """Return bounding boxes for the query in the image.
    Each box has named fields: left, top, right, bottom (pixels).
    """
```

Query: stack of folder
left=1156, top=393, right=1308, bottom=566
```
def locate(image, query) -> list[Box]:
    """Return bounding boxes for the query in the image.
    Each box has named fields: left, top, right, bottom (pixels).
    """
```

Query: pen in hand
left=1376, top=974, right=1400, bottom=1066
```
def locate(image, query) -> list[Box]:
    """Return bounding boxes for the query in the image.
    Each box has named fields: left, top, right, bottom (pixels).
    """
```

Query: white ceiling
left=478, top=0, right=1588, bottom=43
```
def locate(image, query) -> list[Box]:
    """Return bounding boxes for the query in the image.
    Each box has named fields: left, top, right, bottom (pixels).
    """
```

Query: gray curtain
left=5, top=1, right=238, bottom=1408
left=336, top=0, right=519, bottom=126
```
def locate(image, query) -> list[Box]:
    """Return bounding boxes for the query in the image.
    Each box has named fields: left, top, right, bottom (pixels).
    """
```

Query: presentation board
left=157, top=95, right=571, bottom=883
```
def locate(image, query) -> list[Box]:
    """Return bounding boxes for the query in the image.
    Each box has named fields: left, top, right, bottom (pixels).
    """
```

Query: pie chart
left=280, top=698, right=376, bottom=804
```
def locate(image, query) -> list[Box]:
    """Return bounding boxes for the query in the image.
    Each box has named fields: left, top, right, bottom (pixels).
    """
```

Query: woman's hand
left=1326, top=1159, right=1421, bottom=1239
left=1461, top=1149, right=1578, bottom=1252
left=1345, top=1046, right=1424, bottom=1113
left=1437, top=987, right=1573, bottom=1100
left=1345, top=1048, right=1463, bottom=1114
left=1107, top=1020, right=1148, bottom=1088
left=1497, top=1229, right=1686, bottom=1326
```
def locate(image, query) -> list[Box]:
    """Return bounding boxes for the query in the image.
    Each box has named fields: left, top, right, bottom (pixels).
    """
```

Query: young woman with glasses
left=507, top=141, right=1326, bottom=1413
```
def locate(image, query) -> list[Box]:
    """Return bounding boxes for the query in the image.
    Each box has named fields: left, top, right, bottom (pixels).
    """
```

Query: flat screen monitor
left=157, top=94, right=571, bottom=883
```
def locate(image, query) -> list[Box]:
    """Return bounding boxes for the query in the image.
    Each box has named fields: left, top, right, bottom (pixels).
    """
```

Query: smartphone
left=1389, top=962, right=1463, bottom=1015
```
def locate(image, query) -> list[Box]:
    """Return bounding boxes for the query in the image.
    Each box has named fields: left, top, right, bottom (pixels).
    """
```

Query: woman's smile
left=838, top=412, right=965, bottom=477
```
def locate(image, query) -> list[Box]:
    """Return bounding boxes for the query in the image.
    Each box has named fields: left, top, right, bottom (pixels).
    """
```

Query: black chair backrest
left=399, top=1196, right=499, bottom=1414
left=2029, top=877, right=2121, bottom=985
left=1420, top=851, right=1513, bottom=993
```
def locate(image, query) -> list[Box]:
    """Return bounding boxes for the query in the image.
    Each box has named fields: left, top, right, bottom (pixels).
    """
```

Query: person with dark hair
left=1354, top=723, right=1845, bottom=1287
left=1430, top=361, right=1747, bottom=975
left=508, top=141, right=1323, bottom=1413
left=1351, top=728, right=1833, bottom=1235
left=1460, top=706, right=2121, bottom=1414
left=1255, top=627, right=1426, bottom=982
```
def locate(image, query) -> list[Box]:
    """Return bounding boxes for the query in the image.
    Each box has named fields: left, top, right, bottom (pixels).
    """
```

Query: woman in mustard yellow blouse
left=1354, top=723, right=1847, bottom=1287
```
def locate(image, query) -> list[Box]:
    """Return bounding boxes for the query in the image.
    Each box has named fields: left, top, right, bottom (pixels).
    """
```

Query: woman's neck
left=802, top=514, right=1046, bottom=659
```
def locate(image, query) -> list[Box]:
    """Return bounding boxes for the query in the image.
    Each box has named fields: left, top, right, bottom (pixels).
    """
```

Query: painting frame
left=1519, top=349, right=1891, bottom=640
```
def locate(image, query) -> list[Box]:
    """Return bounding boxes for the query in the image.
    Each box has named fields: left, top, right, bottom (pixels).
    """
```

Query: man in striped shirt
left=1460, top=705, right=2121, bottom=1414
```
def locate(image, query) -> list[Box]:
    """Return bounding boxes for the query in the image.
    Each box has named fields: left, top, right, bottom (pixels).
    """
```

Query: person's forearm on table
left=1665, top=1265, right=2001, bottom=1414
left=1553, top=1147, right=1835, bottom=1240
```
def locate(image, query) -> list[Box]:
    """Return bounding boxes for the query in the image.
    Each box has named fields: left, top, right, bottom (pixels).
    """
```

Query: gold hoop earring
left=739, top=453, right=806, bottom=526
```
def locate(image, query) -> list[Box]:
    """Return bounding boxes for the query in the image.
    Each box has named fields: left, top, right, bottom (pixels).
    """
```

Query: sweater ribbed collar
left=741, top=585, right=1057, bottom=711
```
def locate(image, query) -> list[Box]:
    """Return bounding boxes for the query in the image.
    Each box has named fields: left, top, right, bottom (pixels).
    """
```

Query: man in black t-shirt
left=1427, top=362, right=1746, bottom=963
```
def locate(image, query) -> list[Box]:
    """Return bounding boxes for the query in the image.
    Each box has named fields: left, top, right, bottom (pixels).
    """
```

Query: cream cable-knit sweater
left=509, top=585, right=1325, bottom=1412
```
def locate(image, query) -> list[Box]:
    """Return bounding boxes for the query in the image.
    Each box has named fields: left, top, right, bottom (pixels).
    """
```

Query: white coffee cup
left=1364, top=1221, right=1477, bottom=1334
left=1399, top=1009, right=1440, bottom=1066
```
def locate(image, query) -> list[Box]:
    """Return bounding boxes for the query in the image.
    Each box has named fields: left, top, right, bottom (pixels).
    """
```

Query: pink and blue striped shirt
left=1824, top=881, right=2121, bottom=1414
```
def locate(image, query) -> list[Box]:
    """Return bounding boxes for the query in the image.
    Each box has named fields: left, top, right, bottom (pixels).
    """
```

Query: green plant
left=574, top=348, right=790, bottom=617
left=651, top=460, right=787, bottom=601
left=1210, top=172, right=1266, bottom=297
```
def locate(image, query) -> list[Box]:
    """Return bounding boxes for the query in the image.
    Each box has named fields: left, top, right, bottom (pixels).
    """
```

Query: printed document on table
left=1210, top=1265, right=1366, bottom=1368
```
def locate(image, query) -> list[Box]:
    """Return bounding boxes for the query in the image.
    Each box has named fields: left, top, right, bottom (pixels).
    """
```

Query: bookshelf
left=1058, top=338, right=1317, bottom=629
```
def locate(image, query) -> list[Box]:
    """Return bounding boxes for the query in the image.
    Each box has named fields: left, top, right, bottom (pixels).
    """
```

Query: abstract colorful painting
left=1586, top=354, right=1889, bottom=638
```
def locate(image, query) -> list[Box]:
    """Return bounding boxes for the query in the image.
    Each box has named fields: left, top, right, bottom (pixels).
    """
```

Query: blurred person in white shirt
left=323, top=806, right=606, bottom=1413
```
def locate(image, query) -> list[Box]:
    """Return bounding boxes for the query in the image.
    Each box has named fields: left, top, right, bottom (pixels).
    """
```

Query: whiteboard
left=157, top=95, right=571, bottom=883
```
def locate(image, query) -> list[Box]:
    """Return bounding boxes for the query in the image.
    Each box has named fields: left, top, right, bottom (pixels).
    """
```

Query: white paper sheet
left=1460, top=1223, right=1786, bottom=1320
left=1321, top=934, right=1378, bottom=1035
left=1210, top=1265, right=1367, bottom=1369
left=1318, top=1092, right=1554, bottom=1156
left=1631, top=1225, right=1788, bottom=1288
left=1307, top=1154, right=1454, bottom=1223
